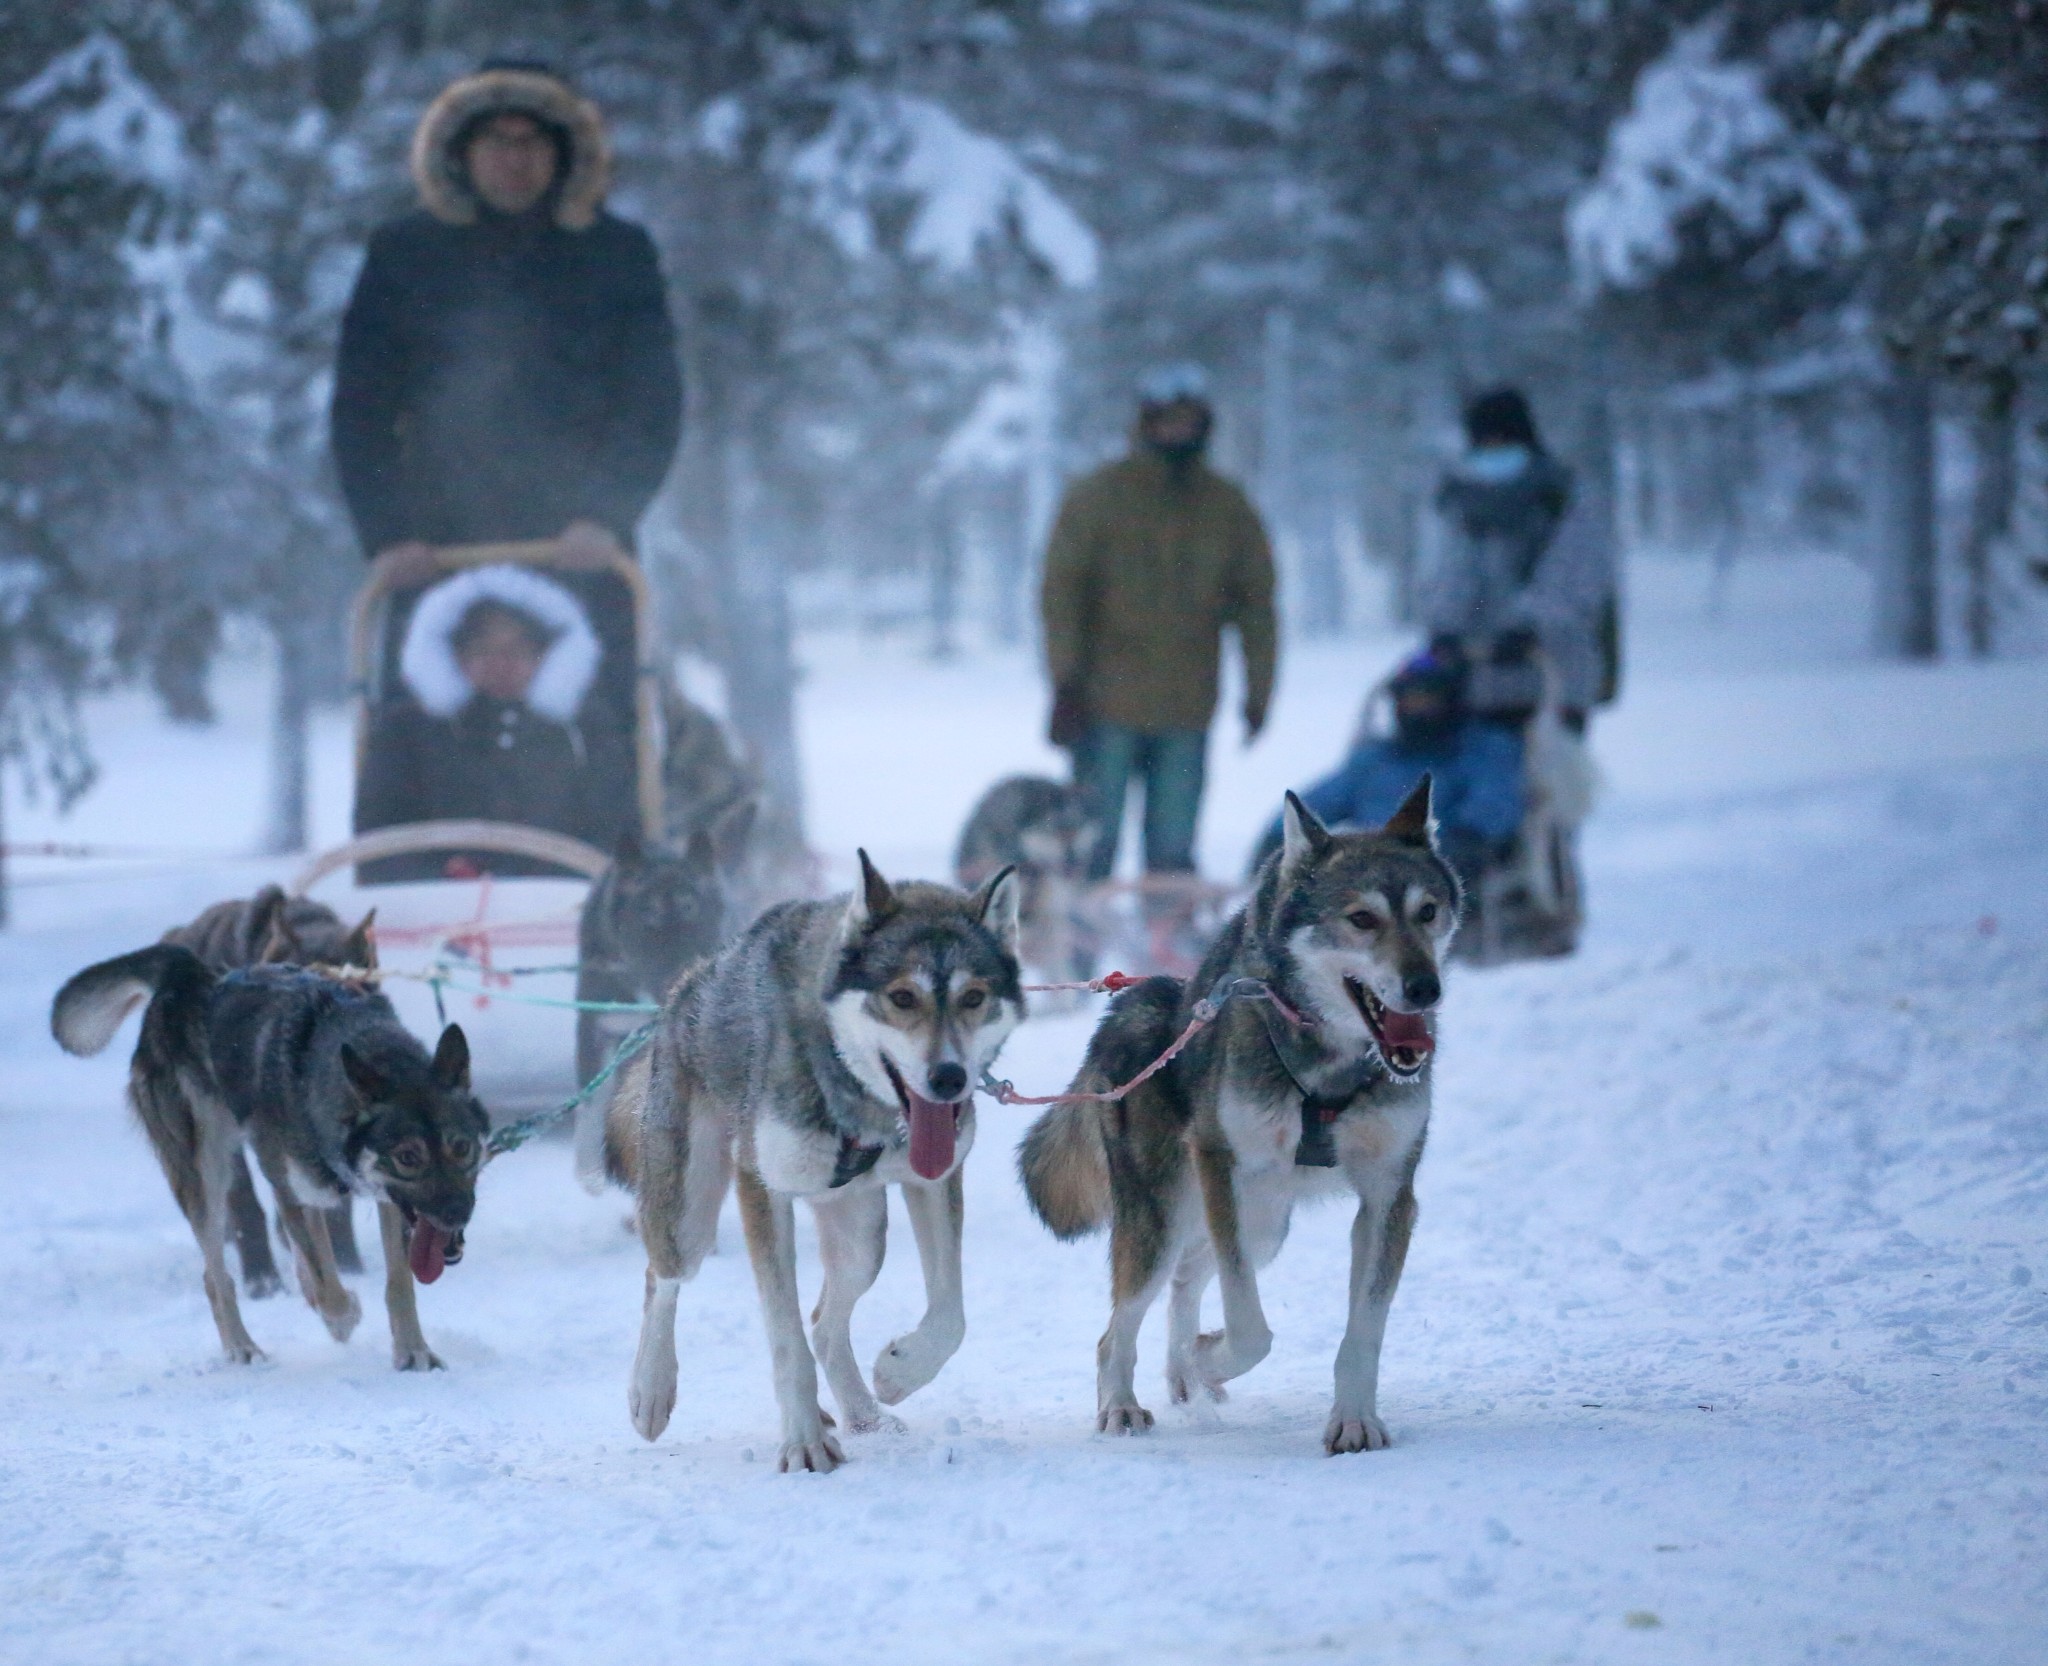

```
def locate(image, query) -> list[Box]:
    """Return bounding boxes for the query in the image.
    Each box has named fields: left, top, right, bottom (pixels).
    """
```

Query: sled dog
left=612, top=854, right=1023, bottom=1471
left=954, top=774, right=1097, bottom=982
left=164, top=886, right=376, bottom=1291
left=574, top=810, right=755, bottom=1185
left=52, top=947, right=485, bottom=1369
left=1019, top=779, right=1457, bottom=1453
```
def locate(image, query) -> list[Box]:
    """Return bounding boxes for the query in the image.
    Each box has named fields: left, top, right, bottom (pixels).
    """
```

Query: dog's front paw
left=847, top=1408, right=907, bottom=1436
left=1097, top=1402, right=1155, bottom=1436
left=628, top=1352, right=678, bottom=1442
left=393, top=1341, right=444, bottom=1371
left=222, top=1338, right=267, bottom=1366
left=1323, top=1412, right=1390, bottom=1454
left=320, top=1288, right=363, bottom=1343
left=777, top=1417, right=845, bottom=1474
left=872, top=1320, right=963, bottom=1406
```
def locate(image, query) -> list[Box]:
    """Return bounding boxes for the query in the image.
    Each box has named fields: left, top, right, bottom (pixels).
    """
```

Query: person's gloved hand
left=1048, top=683, right=1088, bottom=749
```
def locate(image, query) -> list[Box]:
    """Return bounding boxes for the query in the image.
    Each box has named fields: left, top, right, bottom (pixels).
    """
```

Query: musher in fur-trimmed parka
left=330, top=64, right=682, bottom=557
left=354, top=566, right=633, bottom=879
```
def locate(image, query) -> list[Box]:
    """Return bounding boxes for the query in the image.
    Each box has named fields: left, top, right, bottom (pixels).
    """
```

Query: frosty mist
left=4, top=4, right=2046, bottom=905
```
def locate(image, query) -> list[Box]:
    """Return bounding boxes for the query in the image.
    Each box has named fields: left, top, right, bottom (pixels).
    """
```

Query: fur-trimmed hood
left=400, top=565, right=601, bottom=723
left=411, top=68, right=611, bottom=231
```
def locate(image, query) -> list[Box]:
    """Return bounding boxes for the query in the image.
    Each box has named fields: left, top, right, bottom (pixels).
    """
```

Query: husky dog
left=52, top=948, right=486, bottom=1369
left=955, top=774, right=1097, bottom=980
left=575, top=808, right=755, bottom=1085
left=572, top=808, right=754, bottom=1186
left=612, top=854, right=1023, bottom=1471
left=1019, top=780, right=1457, bottom=1453
left=164, top=887, right=377, bottom=1290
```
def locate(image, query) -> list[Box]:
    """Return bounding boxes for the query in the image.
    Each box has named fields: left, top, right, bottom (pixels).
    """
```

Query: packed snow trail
left=3, top=586, right=2046, bottom=1663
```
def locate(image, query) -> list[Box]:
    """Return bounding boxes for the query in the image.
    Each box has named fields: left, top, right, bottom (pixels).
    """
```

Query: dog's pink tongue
left=906, top=1093, right=959, bottom=1181
left=408, top=1219, right=449, bottom=1285
left=1380, top=1009, right=1435, bottom=1055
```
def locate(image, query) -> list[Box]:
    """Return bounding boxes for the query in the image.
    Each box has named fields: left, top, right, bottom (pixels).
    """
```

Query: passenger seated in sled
left=355, top=563, right=634, bottom=881
left=1250, top=648, right=1524, bottom=894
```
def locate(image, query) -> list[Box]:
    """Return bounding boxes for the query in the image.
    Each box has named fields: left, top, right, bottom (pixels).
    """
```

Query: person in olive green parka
left=1040, top=364, right=1277, bottom=879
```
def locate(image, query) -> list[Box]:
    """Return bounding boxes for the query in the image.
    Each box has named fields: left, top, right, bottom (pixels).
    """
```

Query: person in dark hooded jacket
left=354, top=565, right=631, bottom=880
left=1428, top=387, right=1615, bottom=727
left=330, top=64, right=681, bottom=563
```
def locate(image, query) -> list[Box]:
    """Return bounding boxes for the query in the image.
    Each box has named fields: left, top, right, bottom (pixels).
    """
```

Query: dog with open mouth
left=52, top=947, right=486, bottom=1370
left=609, top=853, right=1023, bottom=1472
left=1018, top=778, right=1460, bottom=1453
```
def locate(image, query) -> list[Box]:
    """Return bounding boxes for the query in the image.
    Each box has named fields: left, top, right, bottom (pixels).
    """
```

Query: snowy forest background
left=4, top=0, right=2047, bottom=889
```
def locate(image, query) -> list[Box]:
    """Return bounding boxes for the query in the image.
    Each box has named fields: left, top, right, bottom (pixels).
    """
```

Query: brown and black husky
left=52, top=944, right=485, bottom=1370
left=163, top=885, right=376, bottom=1290
left=1019, top=779, right=1459, bottom=1453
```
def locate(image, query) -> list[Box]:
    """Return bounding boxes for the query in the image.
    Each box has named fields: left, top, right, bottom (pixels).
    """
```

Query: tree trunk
left=264, top=612, right=312, bottom=855
left=1961, top=368, right=2017, bottom=659
left=927, top=483, right=960, bottom=661
left=1872, top=372, right=1940, bottom=660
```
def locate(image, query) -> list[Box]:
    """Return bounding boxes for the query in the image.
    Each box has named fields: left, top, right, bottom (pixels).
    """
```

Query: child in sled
left=355, top=565, right=631, bottom=879
left=1252, top=648, right=1523, bottom=891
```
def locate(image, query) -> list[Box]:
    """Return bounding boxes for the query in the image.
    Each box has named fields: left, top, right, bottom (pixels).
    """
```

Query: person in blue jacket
left=1252, top=649, right=1523, bottom=888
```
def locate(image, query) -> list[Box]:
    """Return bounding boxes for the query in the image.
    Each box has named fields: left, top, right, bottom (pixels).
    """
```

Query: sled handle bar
left=292, top=820, right=611, bottom=894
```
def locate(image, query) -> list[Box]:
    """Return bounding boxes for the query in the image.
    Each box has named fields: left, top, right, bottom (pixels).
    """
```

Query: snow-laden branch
left=1569, top=22, right=1862, bottom=297
left=786, top=91, right=1099, bottom=288
left=7, top=32, right=186, bottom=187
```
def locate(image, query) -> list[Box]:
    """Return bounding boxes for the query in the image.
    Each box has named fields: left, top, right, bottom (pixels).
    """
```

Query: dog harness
left=1256, top=1003, right=1384, bottom=1169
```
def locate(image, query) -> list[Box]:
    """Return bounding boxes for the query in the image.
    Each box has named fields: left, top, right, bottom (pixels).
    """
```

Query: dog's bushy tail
left=1018, top=975, right=1184, bottom=1240
left=52, top=944, right=216, bottom=1228
left=51, top=944, right=209, bottom=1057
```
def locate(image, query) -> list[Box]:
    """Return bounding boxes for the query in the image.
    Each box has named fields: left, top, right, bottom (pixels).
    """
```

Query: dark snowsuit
left=355, top=695, right=629, bottom=881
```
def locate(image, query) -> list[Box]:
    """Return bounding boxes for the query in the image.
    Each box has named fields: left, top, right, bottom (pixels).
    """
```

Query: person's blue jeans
left=1072, top=724, right=1208, bottom=879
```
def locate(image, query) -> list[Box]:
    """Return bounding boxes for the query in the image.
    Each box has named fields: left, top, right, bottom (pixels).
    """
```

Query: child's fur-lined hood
left=399, top=565, right=600, bottom=723
left=410, top=67, right=611, bottom=231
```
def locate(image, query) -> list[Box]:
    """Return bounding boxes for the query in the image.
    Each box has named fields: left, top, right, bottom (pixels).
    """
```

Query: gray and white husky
left=954, top=774, right=1097, bottom=981
left=52, top=948, right=486, bottom=1369
left=1019, top=780, right=1458, bottom=1453
left=606, top=854, right=1023, bottom=1472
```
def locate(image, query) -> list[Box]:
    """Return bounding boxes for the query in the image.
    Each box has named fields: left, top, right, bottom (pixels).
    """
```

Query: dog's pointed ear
left=247, top=886, right=289, bottom=961
left=849, top=849, right=895, bottom=930
left=708, top=796, right=757, bottom=874
left=975, top=863, right=1022, bottom=958
left=431, top=1024, right=471, bottom=1093
left=1382, top=774, right=1438, bottom=848
left=338, top=908, right=378, bottom=972
left=339, top=1043, right=391, bottom=1110
left=614, top=822, right=644, bottom=866
left=1279, top=791, right=1332, bottom=877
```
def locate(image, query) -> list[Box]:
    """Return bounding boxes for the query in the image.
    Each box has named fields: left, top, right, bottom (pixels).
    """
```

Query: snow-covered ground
left=3, top=553, right=2046, bottom=1664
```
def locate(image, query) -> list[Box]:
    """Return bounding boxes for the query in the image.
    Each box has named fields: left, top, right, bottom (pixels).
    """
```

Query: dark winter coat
left=330, top=69, right=682, bottom=554
left=1040, top=449, right=1277, bottom=735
